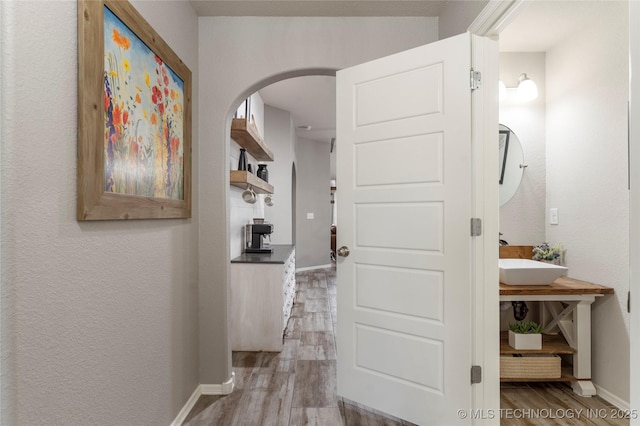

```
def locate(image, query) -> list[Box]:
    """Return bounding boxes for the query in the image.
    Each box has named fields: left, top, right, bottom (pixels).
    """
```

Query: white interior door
left=336, top=33, right=474, bottom=425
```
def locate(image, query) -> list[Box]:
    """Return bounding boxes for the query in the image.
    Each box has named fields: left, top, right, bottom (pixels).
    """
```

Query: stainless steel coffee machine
left=245, top=223, right=274, bottom=253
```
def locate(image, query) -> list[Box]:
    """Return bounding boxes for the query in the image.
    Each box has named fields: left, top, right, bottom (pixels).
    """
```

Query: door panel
left=336, top=33, right=473, bottom=425
left=355, top=133, right=443, bottom=186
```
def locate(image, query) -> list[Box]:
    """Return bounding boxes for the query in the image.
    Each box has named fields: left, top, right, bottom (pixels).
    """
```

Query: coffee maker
left=245, top=223, right=274, bottom=253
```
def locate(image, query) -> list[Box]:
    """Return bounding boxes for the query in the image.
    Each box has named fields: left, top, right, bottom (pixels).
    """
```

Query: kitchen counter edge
left=230, top=244, right=295, bottom=264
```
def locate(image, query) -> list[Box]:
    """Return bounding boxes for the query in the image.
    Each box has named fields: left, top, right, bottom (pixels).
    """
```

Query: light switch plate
left=550, top=208, right=558, bottom=225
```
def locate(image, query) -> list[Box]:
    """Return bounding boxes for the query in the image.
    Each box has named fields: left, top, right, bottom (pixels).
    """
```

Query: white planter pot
left=508, top=330, right=542, bottom=350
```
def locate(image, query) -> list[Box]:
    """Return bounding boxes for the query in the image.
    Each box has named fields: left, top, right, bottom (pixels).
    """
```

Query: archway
left=197, top=16, right=443, bottom=388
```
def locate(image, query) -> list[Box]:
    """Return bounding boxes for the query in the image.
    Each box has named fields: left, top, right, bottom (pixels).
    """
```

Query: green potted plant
left=508, top=320, right=542, bottom=350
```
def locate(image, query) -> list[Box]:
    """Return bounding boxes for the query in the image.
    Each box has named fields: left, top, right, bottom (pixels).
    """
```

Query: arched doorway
left=197, top=16, right=449, bottom=391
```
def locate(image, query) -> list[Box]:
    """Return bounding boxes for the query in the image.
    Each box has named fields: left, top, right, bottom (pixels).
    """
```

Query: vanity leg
left=573, top=300, right=593, bottom=380
left=572, top=380, right=597, bottom=397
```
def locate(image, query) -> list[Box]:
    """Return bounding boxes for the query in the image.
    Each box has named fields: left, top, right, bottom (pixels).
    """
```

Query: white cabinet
left=231, top=247, right=295, bottom=352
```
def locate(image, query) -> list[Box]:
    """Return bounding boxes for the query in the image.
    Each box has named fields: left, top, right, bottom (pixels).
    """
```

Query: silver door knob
left=337, top=246, right=350, bottom=257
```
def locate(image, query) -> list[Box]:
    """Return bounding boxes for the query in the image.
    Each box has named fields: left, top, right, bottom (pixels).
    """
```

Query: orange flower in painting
left=112, top=29, right=130, bottom=50
left=173, top=104, right=178, bottom=113
left=122, top=110, right=129, bottom=126
left=135, top=93, right=142, bottom=104
left=170, top=137, right=180, bottom=156
left=150, top=113, right=157, bottom=125
left=113, top=104, right=122, bottom=126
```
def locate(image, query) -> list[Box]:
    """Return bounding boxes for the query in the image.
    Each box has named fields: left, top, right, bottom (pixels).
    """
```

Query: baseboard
left=201, top=372, right=236, bottom=395
left=170, top=386, right=201, bottom=426
left=594, top=384, right=629, bottom=410
left=296, top=264, right=332, bottom=272
left=170, top=373, right=235, bottom=426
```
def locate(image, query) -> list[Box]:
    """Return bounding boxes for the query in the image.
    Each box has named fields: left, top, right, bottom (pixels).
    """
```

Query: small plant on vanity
left=532, top=242, right=565, bottom=264
left=508, top=321, right=542, bottom=350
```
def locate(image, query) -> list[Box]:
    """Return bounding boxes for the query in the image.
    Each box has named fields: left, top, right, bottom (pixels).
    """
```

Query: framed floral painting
left=77, top=0, right=192, bottom=220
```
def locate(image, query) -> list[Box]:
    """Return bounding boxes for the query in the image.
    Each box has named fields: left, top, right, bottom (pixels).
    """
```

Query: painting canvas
left=78, top=0, right=192, bottom=220
left=103, top=7, right=184, bottom=200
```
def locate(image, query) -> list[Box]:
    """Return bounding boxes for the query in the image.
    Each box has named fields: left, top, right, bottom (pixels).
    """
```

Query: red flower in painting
left=162, top=67, right=169, bottom=86
left=104, top=91, right=110, bottom=111
left=155, top=55, right=163, bottom=65
left=151, top=86, right=162, bottom=104
left=164, top=87, right=169, bottom=97
left=158, top=103, right=164, bottom=115
left=122, top=110, right=129, bottom=126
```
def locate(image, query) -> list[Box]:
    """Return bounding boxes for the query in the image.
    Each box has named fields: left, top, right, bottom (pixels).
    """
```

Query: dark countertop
left=231, top=244, right=295, bottom=264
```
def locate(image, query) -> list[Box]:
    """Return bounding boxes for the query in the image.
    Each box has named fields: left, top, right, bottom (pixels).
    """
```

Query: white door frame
left=628, top=2, right=639, bottom=423
left=467, top=2, right=527, bottom=424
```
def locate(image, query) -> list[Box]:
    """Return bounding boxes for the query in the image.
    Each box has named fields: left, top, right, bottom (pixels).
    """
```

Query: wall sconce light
left=499, top=73, right=538, bottom=102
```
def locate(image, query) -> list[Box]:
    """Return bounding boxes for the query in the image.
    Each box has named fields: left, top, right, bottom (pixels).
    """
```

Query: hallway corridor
left=183, top=267, right=412, bottom=425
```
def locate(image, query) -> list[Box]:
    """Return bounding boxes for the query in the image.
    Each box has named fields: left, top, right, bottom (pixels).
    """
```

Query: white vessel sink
left=499, top=258, right=568, bottom=285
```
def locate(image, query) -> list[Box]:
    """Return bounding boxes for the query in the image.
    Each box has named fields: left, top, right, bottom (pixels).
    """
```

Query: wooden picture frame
left=499, top=129, right=510, bottom=185
left=77, top=0, right=192, bottom=220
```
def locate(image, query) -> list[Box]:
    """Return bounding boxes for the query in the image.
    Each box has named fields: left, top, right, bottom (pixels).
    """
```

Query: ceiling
left=190, top=1, right=448, bottom=17
left=212, top=1, right=610, bottom=143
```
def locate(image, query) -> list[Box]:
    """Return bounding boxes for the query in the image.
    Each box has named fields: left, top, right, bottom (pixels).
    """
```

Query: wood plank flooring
left=183, top=267, right=628, bottom=426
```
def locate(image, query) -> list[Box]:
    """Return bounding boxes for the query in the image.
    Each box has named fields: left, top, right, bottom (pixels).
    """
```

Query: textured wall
left=296, top=138, right=331, bottom=269
left=198, top=16, right=438, bottom=384
left=1, top=1, right=200, bottom=424
left=499, top=53, right=547, bottom=246
left=546, top=2, right=629, bottom=403
left=263, top=105, right=296, bottom=246
left=438, top=0, right=489, bottom=40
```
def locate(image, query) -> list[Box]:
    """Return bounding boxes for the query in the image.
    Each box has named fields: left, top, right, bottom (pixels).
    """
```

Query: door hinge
left=628, top=291, right=631, bottom=313
left=471, top=218, right=482, bottom=237
left=470, top=69, right=482, bottom=91
left=471, top=365, right=482, bottom=384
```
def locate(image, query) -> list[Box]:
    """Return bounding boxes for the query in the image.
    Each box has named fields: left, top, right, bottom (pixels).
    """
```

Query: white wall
left=198, top=16, right=438, bottom=384
left=499, top=53, right=546, bottom=245
left=1, top=1, right=200, bottom=424
left=263, top=105, right=296, bottom=245
left=546, top=2, right=629, bottom=403
left=438, top=0, right=489, bottom=40
left=296, top=137, right=331, bottom=269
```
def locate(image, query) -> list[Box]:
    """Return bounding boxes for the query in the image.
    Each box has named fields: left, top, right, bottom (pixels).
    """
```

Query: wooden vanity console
left=500, top=276, right=613, bottom=396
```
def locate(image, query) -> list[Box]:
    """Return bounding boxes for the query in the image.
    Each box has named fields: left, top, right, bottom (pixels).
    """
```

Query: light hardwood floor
left=183, top=267, right=628, bottom=426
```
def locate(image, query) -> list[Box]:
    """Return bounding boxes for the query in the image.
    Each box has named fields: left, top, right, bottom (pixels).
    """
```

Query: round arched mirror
left=499, top=124, right=525, bottom=206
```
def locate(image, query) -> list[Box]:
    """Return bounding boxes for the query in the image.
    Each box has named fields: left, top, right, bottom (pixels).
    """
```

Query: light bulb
left=517, top=74, right=538, bottom=102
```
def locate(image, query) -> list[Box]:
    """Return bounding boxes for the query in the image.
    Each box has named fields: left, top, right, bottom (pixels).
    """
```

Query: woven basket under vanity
left=500, top=354, right=561, bottom=379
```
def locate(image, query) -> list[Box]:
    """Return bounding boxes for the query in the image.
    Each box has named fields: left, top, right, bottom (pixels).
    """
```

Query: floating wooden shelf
left=499, top=332, right=576, bottom=383
left=231, top=118, right=274, bottom=161
left=230, top=171, right=274, bottom=194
